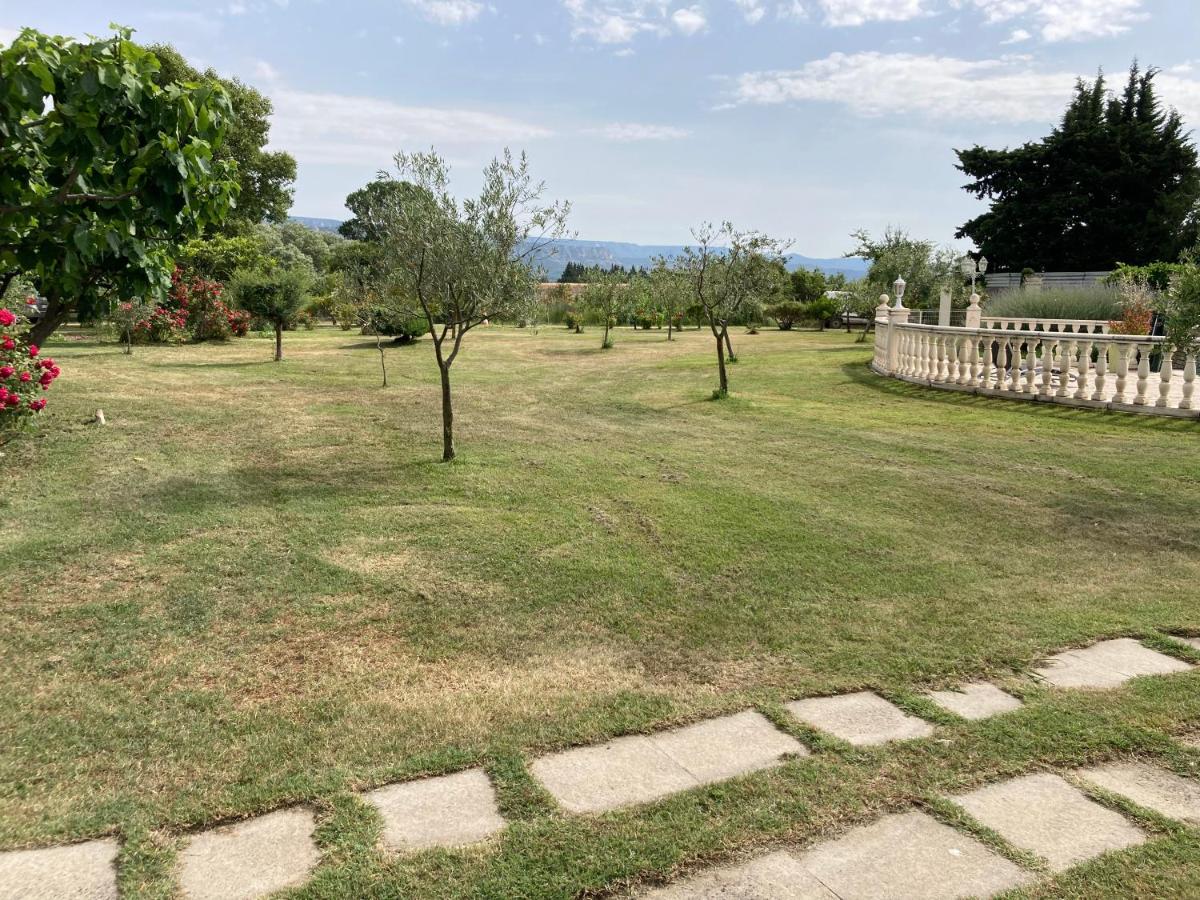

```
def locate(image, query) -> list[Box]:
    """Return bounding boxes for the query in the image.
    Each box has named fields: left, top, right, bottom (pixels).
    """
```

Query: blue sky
left=2, top=1, right=1197, bottom=255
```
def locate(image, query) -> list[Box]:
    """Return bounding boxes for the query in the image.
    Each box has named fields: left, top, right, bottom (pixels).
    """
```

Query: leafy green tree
left=849, top=227, right=959, bottom=310
left=1, top=27, right=238, bottom=345
left=370, top=149, right=569, bottom=461
left=790, top=265, right=826, bottom=304
left=177, top=234, right=270, bottom=282
left=649, top=259, right=688, bottom=340
left=674, top=222, right=789, bottom=397
left=148, top=43, right=296, bottom=231
left=956, top=63, right=1200, bottom=270
left=581, top=272, right=626, bottom=348
left=230, top=267, right=310, bottom=361
left=339, top=181, right=417, bottom=243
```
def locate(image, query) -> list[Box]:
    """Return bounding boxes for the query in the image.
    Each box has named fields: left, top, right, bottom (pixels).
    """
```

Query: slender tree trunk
left=439, top=363, right=455, bottom=461
left=715, top=329, right=728, bottom=396
left=667, top=317, right=674, bottom=341
left=274, top=323, right=283, bottom=361
left=376, top=334, right=387, bottom=387
left=723, top=327, right=735, bottom=361
left=602, top=320, right=610, bottom=348
left=27, top=294, right=69, bottom=346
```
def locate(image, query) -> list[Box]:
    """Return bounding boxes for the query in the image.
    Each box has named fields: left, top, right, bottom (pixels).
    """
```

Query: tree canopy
left=1, top=27, right=239, bottom=344
left=148, top=42, right=296, bottom=231
left=956, top=63, right=1200, bottom=271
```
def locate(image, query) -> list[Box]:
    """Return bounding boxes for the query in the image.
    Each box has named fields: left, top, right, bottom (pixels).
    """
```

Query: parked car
left=823, top=294, right=871, bottom=330
left=21, top=294, right=48, bottom=323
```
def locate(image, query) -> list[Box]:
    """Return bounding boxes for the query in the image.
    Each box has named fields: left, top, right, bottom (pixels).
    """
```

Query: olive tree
left=674, top=223, right=788, bottom=397
left=231, top=268, right=310, bottom=361
left=649, top=258, right=688, bottom=341
left=581, top=272, right=626, bottom=349
left=374, top=149, right=569, bottom=461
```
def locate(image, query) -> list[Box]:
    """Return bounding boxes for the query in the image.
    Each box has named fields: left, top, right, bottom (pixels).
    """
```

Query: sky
left=2, top=0, right=1198, bottom=256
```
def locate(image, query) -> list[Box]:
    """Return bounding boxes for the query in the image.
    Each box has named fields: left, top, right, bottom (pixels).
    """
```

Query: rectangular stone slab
left=531, top=711, right=805, bottom=813
left=784, top=692, right=934, bottom=746
left=1035, top=638, right=1191, bottom=689
left=0, top=838, right=118, bottom=900
left=1075, top=761, right=1200, bottom=825
left=178, top=807, right=319, bottom=900
left=643, top=850, right=835, bottom=899
left=796, top=810, right=1033, bottom=900
left=949, top=773, right=1146, bottom=872
left=650, top=710, right=807, bottom=783
left=363, top=768, right=506, bottom=851
left=926, top=682, right=1023, bottom=721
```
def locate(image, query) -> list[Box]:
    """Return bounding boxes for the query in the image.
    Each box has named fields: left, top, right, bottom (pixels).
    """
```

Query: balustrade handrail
left=979, top=315, right=1112, bottom=333
left=871, top=311, right=1195, bottom=417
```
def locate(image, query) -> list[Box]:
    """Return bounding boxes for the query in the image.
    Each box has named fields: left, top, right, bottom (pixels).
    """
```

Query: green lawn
left=2, top=324, right=1198, bottom=898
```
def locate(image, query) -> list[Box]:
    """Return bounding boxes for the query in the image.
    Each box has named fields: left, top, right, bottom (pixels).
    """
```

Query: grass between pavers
left=1, top=325, right=1199, bottom=896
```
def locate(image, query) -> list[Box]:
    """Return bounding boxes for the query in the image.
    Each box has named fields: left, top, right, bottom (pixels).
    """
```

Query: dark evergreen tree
left=955, top=63, right=1199, bottom=271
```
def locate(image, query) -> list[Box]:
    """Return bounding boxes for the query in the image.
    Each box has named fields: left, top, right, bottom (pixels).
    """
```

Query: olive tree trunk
left=439, top=363, right=455, bottom=461
left=274, top=322, right=283, bottom=361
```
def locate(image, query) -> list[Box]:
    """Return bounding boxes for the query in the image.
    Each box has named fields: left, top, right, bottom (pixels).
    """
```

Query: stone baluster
left=931, top=334, right=944, bottom=383
left=897, top=328, right=910, bottom=376
left=1039, top=338, right=1056, bottom=396
left=1056, top=339, right=1075, bottom=398
left=1114, top=344, right=1130, bottom=403
left=1005, top=337, right=1020, bottom=391
left=1181, top=353, right=1196, bottom=409
left=1024, top=338, right=1039, bottom=394
left=978, top=336, right=991, bottom=388
left=951, top=335, right=965, bottom=384
left=1091, top=341, right=1108, bottom=401
left=1073, top=338, right=1091, bottom=400
left=924, top=332, right=936, bottom=381
left=1156, top=347, right=1173, bottom=408
left=1134, top=343, right=1151, bottom=405
left=942, top=334, right=955, bottom=383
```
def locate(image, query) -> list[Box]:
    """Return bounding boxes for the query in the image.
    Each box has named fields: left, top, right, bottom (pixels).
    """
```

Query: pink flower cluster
left=0, top=307, right=60, bottom=427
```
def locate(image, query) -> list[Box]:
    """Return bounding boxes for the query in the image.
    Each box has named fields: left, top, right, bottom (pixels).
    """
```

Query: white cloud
left=226, top=2, right=247, bottom=14
left=961, top=0, right=1146, bottom=42
left=776, top=1, right=808, bottom=20
left=817, top=0, right=928, bottom=26
left=728, top=52, right=1200, bottom=126
left=253, top=60, right=281, bottom=82
left=585, top=122, right=692, bottom=140
left=405, top=0, right=485, bottom=26
left=1001, top=27, right=1031, bottom=43
left=266, top=87, right=554, bottom=165
left=733, top=0, right=768, bottom=23
left=672, top=5, right=708, bottom=33
left=562, top=1, right=674, bottom=44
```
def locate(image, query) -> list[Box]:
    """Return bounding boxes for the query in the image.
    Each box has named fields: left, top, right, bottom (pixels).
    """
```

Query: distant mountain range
left=287, top=218, right=868, bottom=281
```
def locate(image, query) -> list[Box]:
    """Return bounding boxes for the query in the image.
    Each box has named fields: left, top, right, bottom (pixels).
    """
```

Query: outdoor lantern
left=978, top=255, right=988, bottom=274
left=893, top=276, right=906, bottom=304
left=960, top=257, right=975, bottom=277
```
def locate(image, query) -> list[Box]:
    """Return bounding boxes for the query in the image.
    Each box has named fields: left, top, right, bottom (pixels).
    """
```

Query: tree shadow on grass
left=842, top=362, right=1200, bottom=433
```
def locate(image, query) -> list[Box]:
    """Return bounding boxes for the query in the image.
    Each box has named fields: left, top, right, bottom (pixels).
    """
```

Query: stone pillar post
left=964, top=291, right=982, bottom=329
left=886, top=295, right=909, bottom=375
left=937, top=286, right=952, bottom=326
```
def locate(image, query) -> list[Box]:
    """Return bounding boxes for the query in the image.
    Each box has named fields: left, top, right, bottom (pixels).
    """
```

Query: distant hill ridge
left=287, top=218, right=868, bottom=281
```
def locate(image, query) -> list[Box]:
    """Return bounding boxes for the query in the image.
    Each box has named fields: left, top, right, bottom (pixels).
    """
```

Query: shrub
left=1163, top=265, right=1200, bottom=355
left=804, top=296, right=840, bottom=330
left=1109, top=277, right=1155, bottom=335
left=985, top=286, right=1122, bottom=321
left=764, top=301, right=805, bottom=330
left=0, top=303, right=61, bottom=431
left=184, top=275, right=235, bottom=342
left=1106, top=262, right=1183, bottom=293
left=363, top=305, right=425, bottom=342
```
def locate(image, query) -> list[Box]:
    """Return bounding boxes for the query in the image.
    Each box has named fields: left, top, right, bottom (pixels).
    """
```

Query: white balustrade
left=871, top=321, right=1197, bottom=417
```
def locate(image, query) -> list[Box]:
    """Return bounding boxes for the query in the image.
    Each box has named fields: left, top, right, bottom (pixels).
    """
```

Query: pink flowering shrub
left=122, top=268, right=249, bottom=343
left=0, top=301, right=61, bottom=429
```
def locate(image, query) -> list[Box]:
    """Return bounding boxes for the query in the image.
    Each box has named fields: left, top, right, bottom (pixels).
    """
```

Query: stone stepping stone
left=530, top=710, right=806, bottom=813
left=362, top=768, right=505, bottom=851
left=926, top=682, right=1023, bottom=721
left=949, top=772, right=1146, bottom=872
left=1178, top=636, right=1200, bottom=651
left=178, top=807, right=319, bottom=900
left=796, top=810, right=1033, bottom=899
left=1034, top=638, right=1191, bottom=690
left=1074, top=761, right=1200, bottom=825
left=643, top=850, right=836, bottom=899
left=784, top=691, right=933, bottom=746
left=0, top=837, right=118, bottom=900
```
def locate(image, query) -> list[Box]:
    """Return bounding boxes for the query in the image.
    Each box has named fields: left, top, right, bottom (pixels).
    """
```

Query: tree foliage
left=789, top=265, right=826, bottom=304
left=956, top=63, right=1200, bottom=271
left=148, top=43, right=296, bottom=231
left=370, top=149, right=569, bottom=460
left=580, top=271, right=626, bottom=348
left=1, top=27, right=239, bottom=344
left=849, top=227, right=960, bottom=309
left=672, top=222, right=788, bottom=397
left=230, top=267, right=310, bottom=361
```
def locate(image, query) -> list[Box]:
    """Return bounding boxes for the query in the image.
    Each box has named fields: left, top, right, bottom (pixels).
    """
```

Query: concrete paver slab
left=927, top=683, right=1023, bottom=720
left=364, top=768, right=506, bottom=851
left=1035, top=639, right=1190, bottom=689
left=651, top=711, right=807, bottom=783
left=1075, top=761, right=1200, bottom=825
left=950, top=773, right=1146, bottom=872
left=643, top=851, right=836, bottom=899
left=784, top=692, right=934, bottom=746
left=0, top=838, right=119, bottom=900
left=796, top=811, right=1032, bottom=899
left=178, top=807, right=319, bottom=900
